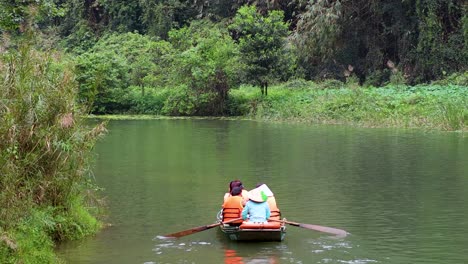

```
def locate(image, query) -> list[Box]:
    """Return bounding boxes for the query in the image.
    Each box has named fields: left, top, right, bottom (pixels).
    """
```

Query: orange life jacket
left=224, top=190, right=249, bottom=205
left=222, top=196, right=244, bottom=224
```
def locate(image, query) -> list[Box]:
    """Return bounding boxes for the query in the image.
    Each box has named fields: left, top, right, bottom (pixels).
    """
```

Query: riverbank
left=234, top=83, right=467, bottom=131
left=0, top=205, right=102, bottom=263
left=93, top=82, right=467, bottom=132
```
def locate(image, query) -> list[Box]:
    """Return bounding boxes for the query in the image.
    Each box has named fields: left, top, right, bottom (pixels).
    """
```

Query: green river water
left=58, top=119, right=467, bottom=264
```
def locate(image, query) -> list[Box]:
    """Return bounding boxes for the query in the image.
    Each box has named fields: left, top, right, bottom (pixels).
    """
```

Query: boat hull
left=217, top=212, right=286, bottom=241
left=219, top=225, right=286, bottom=241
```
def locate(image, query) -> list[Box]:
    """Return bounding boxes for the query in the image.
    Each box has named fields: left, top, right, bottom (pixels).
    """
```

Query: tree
left=229, top=5, right=294, bottom=96
left=75, top=32, right=172, bottom=113
left=167, top=20, right=240, bottom=115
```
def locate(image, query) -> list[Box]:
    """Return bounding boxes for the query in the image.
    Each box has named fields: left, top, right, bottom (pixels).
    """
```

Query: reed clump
left=0, top=38, right=106, bottom=262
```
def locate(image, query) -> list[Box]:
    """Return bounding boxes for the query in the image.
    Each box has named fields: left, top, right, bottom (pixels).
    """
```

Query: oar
left=270, top=219, right=348, bottom=237
left=162, top=218, right=243, bottom=238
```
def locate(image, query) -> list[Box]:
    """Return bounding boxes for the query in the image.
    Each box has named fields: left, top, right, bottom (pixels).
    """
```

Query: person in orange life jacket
left=255, top=183, right=281, bottom=220
left=242, top=187, right=271, bottom=223
left=222, top=186, right=244, bottom=225
left=223, top=180, right=249, bottom=205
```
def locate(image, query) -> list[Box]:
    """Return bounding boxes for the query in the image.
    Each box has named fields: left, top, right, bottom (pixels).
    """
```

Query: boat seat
left=269, top=210, right=281, bottom=220
left=239, top=221, right=282, bottom=229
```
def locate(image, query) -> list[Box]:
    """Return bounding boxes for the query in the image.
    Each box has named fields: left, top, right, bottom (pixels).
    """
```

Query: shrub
left=432, top=72, right=468, bottom=86
left=161, top=85, right=197, bottom=116
left=283, top=78, right=314, bottom=90
left=0, top=39, right=105, bottom=262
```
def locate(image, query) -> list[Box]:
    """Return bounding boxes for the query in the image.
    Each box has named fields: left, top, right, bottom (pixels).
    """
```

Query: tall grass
left=438, top=100, right=466, bottom=131
left=228, top=82, right=467, bottom=131
left=0, top=38, right=105, bottom=262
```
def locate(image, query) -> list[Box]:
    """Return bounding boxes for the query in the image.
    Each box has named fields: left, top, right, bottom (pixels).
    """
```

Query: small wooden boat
left=216, top=211, right=286, bottom=241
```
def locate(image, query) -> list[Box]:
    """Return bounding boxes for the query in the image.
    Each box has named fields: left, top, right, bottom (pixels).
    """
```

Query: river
left=58, top=119, right=467, bottom=264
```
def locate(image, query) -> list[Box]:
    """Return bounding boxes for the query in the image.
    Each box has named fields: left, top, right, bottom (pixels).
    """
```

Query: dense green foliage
left=294, top=0, right=467, bottom=83
left=2, top=0, right=465, bottom=84
left=75, top=32, right=173, bottom=113
left=166, top=20, right=240, bottom=115
left=229, top=5, right=294, bottom=95
left=0, top=2, right=466, bottom=120
left=74, top=21, right=240, bottom=115
left=0, top=39, right=105, bottom=262
left=0, top=0, right=65, bottom=30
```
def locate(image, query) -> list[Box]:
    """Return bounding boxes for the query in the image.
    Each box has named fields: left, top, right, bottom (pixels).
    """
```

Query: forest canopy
left=2, top=0, right=466, bottom=82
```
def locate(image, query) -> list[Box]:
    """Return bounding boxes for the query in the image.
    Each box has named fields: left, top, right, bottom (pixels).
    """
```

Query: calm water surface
left=58, top=119, right=467, bottom=264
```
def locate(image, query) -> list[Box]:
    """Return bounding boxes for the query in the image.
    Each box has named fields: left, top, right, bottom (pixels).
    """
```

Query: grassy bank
left=107, top=80, right=466, bottom=131
left=0, top=42, right=105, bottom=262
left=0, top=203, right=101, bottom=263
left=229, top=81, right=467, bottom=131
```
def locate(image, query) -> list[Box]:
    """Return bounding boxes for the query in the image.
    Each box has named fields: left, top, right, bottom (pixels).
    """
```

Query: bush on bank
left=0, top=40, right=105, bottom=262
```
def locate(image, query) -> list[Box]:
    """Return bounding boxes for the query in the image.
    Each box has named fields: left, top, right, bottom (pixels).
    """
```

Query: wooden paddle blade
left=269, top=219, right=348, bottom=237
left=163, top=225, right=214, bottom=238
left=162, top=218, right=243, bottom=238
left=298, top=223, right=348, bottom=237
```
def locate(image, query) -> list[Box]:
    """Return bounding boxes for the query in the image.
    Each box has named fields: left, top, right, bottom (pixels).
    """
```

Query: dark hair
left=229, top=180, right=243, bottom=192
left=231, top=186, right=242, bottom=196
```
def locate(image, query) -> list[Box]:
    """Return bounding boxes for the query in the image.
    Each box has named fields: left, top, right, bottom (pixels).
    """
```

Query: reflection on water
left=152, top=235, right=284, bottom=264
left=58, top=119, right=468, bottom=264
left=223, top=249, right=245, bottom=264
